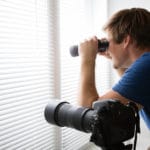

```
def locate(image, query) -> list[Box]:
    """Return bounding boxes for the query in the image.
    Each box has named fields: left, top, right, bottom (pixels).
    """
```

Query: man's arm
left=77, top=36, right=99, bottom=107
left=77, top=37, right=142, bottom=109
left=78, top=58, right=99, bottom=107
left=77, top=37, right=129, bottom=107
left=78, top=57, right=130, bottom=107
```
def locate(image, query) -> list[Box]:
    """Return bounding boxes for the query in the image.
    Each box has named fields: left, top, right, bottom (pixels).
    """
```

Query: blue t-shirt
left=112, top=52, right=150, bottom=130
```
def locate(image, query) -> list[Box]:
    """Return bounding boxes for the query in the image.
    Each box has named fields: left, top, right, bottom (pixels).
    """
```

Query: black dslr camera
left=44, top=99, right=140, bottom=150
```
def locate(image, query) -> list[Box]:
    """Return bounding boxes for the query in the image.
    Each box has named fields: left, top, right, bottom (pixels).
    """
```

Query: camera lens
left=44, top=100, right=94, bottom=132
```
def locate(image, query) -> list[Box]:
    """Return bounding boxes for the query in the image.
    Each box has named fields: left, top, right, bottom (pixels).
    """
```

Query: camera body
left=45, top=99, right=139, bottom=150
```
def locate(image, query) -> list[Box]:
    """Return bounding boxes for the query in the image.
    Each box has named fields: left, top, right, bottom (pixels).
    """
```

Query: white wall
left=108, top=0, right=150, bottom=16
left=107, top=1, right=150, bottom=150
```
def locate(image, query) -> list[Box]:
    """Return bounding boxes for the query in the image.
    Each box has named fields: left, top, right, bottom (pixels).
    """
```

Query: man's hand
left=79, top=36, right=98, bottom=61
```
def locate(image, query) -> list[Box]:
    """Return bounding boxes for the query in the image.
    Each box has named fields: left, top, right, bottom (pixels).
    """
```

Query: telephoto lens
left=44, top=100, right=94, bottom=132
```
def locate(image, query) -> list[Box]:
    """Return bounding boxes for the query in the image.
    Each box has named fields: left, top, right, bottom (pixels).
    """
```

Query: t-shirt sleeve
left=112, top=54, right=150, bottom=107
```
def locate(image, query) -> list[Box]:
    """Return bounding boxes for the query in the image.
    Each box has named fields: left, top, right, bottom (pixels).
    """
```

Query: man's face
left=106, top=32, right=129, bottom=69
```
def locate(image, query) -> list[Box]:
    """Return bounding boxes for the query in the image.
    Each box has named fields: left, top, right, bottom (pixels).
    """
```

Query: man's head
left=103, top=8, right=150, bottom=69
left=104, top=8, right=150, bottom=49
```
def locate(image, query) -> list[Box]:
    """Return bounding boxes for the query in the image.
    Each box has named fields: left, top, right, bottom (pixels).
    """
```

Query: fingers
left=79, top=36, right=110, bottom=59
left=79, top=36, right=98, bottom=52
left=79, top=36, right=98, bottom=59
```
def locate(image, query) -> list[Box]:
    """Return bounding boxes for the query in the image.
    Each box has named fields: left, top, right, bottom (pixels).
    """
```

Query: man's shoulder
left=137, top=52, right=150, bottom=63
left=127, top=52, right=150, bottom=74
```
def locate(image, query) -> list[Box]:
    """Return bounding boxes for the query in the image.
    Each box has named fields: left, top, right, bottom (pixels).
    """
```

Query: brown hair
left=103, top=8, right=150, bottom=49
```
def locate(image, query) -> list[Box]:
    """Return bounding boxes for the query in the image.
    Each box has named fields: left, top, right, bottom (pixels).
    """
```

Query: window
left=0, top=0, right=56, bottom=149
left=60, top=0, right=108, bottom=149
left=0, top=0, right=109, bottom=149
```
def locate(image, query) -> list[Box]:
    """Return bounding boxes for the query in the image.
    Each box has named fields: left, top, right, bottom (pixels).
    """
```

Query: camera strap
left=128, top=102, right=141, bottom=150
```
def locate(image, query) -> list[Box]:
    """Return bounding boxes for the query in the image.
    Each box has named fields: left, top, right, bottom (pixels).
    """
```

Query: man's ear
left=123, top=35, right=131, bottom=49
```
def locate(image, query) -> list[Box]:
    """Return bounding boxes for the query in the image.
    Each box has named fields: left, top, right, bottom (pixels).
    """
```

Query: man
left=77, top=8, right=150, bottom=130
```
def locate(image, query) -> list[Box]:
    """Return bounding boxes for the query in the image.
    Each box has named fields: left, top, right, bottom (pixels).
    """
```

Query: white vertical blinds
left=0, top=0, right=57, bottom=149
